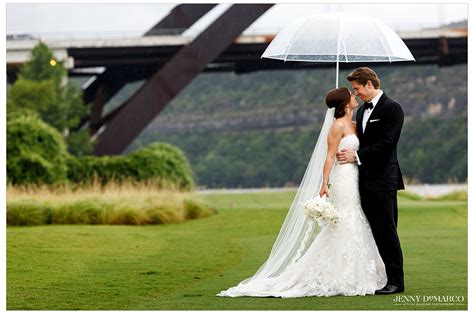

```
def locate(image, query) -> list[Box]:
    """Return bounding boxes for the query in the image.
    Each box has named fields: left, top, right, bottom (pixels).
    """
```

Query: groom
left=336, top=67, right=405, bottom=295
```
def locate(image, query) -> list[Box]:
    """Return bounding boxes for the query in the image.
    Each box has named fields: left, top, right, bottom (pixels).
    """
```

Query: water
left=196, top=184, right=468, bottom=197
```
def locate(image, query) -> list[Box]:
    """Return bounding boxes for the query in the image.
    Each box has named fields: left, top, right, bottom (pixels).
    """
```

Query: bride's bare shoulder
left=329, top=120, right=345, bottom=135
left=332, top=119, right=345, bottom=128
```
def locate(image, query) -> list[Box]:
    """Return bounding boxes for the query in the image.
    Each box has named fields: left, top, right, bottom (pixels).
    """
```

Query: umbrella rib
left=283, top=43, right=292, bottom=62
left=340, top=21, right=348, bottom=63
left=281, top=17, right=305, bottom=62
left=341, top=37, right=348, bottom=63
left=336, top=17, right=342, bottom=63
left=373, top=21, right=392, bottom=63
left=335, top=18, right=344, bottom=87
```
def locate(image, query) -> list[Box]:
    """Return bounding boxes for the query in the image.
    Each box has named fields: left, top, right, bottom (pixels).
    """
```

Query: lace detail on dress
left=216, top=134, right=387, bottom=298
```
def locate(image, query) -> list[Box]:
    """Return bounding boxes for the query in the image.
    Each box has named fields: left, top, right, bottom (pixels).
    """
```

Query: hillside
left=121, top=64, right=466, bottom=188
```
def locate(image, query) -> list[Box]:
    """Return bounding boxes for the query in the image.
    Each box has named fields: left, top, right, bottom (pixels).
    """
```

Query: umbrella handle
left=335, top=18, right=341, bottom=88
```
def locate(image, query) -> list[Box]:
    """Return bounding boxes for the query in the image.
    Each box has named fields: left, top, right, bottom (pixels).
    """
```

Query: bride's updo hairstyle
left=325, top=87, right=351, bottom=119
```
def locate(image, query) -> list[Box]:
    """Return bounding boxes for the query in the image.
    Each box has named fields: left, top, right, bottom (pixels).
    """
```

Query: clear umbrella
left=261, top=12, right=415, bottom=87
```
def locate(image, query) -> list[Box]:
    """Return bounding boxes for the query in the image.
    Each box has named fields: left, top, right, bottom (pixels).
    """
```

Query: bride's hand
left=319, top=185, right=329, bottom=198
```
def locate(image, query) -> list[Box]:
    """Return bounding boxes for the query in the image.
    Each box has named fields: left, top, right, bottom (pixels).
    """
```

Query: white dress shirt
left=355, top=90, right=384, bottom=166
left=362, top=90, right=383, bottom=133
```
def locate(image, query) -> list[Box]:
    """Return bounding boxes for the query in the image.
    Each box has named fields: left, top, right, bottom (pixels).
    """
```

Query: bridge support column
left=93, top=4, right=273, bottom=155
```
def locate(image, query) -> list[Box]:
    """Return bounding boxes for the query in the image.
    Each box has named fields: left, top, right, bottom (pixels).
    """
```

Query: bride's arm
left=319, top=122, right=344, bottom=197
left=352, top=120, right=358, bottom=137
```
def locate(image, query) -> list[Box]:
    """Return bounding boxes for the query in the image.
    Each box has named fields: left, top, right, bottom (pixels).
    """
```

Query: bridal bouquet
left=301, top=196, right=339, bottom=226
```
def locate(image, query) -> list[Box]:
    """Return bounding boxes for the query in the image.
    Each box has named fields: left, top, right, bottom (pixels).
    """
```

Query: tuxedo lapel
left=367, top=93, right=387, bottom=120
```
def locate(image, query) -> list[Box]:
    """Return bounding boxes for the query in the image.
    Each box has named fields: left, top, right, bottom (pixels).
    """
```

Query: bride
left=216, top=87, right=387, bottom=298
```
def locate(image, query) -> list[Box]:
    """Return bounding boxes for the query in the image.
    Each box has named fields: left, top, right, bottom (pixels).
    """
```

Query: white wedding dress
left=216, top=134, right=387, bottom=298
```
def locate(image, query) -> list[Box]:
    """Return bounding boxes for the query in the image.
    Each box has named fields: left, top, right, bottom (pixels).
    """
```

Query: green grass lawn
left=7, top=191, right=467, bottom=310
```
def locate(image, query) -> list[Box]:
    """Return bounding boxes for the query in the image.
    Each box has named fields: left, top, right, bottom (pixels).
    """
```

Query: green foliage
left=133, top=127, right=320, bottom=188
left=427, top=190, right=468, bottom=201
left=64, top=129, right=94, bottom=156
left=128, top=142, right=195, bottom=189
left=134, top=110, right=467, bottom=188
left=7, top=109, right=192, bottom=189
left=7, top=78, right=57, bottom=115
left=6, top=200, right=52, bottom=226
left=66, top=142, right=194, bottom=189
left=398, top=111, right=467, bottom=183
left=397, top=191, right=423, bottom=201
left=66, top=155, right=133, bottom=185
left=7, top=113, right=69, bottom=185
left=6, top=196, right=214, bottom=226
left=18, top=41, right=66, bottom=84
left=183, top=199, right=216, bottom=219
left=7, top=41, right=92, bottom=156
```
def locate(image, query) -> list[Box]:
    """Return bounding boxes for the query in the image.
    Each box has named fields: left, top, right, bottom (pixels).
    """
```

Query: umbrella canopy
left=261, top=12, right=415, bottom=86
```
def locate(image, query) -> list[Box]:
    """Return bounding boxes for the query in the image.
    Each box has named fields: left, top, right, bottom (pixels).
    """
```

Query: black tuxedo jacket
left=356, top=93, right=405, bottom=192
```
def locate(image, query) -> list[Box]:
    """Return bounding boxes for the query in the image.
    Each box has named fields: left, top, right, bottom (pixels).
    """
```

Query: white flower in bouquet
left=301, top=196, right=339, bottom=226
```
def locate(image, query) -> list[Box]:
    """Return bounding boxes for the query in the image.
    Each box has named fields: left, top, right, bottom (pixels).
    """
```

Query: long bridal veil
left=236, top=108, right=336, bottom=286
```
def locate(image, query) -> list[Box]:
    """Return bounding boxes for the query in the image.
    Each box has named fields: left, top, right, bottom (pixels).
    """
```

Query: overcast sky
left=6, top=3, right=468, bottom=39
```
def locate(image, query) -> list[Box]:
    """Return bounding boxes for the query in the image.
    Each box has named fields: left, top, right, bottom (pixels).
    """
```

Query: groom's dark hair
left=346, top=67, right=381, bottom=89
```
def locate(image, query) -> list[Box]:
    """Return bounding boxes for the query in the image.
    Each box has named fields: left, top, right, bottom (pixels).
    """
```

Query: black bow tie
left=364, top=102, right=374, bottom=110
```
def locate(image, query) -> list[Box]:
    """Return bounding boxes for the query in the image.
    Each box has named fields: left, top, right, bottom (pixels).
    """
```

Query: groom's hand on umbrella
left=336, top=148, right=356, bottom=164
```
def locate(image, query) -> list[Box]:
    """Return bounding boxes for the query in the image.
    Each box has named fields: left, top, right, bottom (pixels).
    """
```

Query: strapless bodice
left=338, top=133, right=359, bottom=150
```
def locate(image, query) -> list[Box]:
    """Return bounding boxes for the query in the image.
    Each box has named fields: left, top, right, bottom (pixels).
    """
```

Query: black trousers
left=359, top=186, right=404, bottom=289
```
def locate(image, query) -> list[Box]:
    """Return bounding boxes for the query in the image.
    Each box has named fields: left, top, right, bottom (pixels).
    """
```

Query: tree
left=7, top=41, right=93, bottom=156
left=7, top=112, right=69, bottom=185
left=17, top=41, right=66, bottom=84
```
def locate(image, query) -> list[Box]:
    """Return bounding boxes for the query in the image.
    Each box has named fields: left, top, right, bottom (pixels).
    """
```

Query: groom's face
left=350, top=81, right=372, bottom=102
